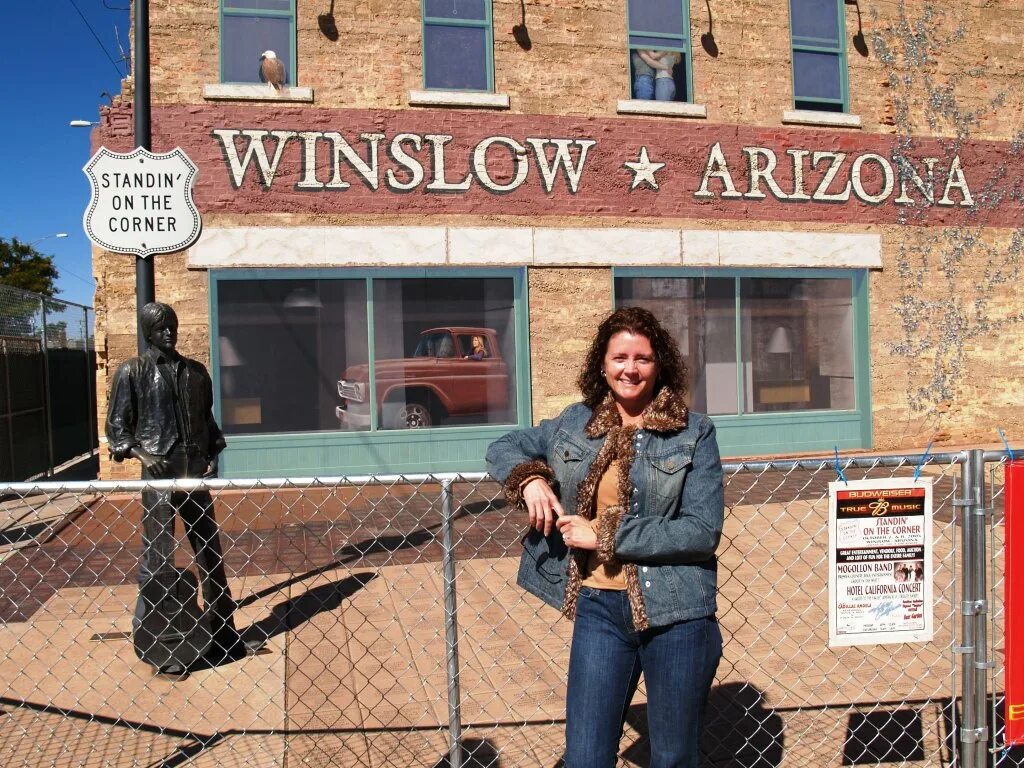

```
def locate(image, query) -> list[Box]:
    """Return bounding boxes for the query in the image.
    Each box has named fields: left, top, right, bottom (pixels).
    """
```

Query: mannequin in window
left=631, top=50, right=658, bottom=100
left=631, top=49, right=680, bottom=101
left=652, top=50, right=681, bottom=101
left=465, top=335, right=487, bottom=360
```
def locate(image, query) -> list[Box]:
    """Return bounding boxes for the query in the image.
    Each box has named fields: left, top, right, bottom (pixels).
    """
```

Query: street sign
left=83, top=146, right=202, bottom=258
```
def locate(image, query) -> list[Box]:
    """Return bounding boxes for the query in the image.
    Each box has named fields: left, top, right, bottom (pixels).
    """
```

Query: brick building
left=91, top=0, right=1024, bottom=479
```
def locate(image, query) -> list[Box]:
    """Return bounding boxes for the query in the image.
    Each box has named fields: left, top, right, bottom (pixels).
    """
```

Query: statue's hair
left=139, top=302, right=178, bottom=340
left=576, top=306, right=687, bottom=407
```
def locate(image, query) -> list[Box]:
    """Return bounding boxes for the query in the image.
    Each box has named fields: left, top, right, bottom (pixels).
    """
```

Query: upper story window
left=627, top=0, right=693, bottom=103
left=220, top=0, right=296, bottom=86
left=789, top=0, right=849, bottom=112
left=422, top=0, right=494, bottom=92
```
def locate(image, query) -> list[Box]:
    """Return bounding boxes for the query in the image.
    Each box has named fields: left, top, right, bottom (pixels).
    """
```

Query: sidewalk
left=0, top=492, right=96, bottom=559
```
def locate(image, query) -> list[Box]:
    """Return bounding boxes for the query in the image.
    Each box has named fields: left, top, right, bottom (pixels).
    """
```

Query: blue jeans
left=655, top=76, right=677, bottom=102
left=564, top=588, right=722, bottom=768
left=632, top=53, right=654, bottom=99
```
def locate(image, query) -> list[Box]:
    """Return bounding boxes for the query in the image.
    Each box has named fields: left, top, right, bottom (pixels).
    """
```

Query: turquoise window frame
left=788, top=0, right=849, bottom=112
left=219, top=0, right=297, bottom=86
left=209, top=267, right=530, bottom=477
left=625, top=0, right=694, bottom=103
left=613, top=267, right=871, bottom=457
left=420, top=0, right=495, bottom=92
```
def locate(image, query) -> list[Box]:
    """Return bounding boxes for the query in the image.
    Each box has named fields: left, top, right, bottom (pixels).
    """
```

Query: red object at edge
left=1006, top=462, right=1024, bottom=744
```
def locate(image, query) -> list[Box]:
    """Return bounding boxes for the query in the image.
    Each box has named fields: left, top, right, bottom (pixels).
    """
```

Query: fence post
left=959, top=450, right=988, bottom=768
left=440, top=478, right=464, bottom=768
left=39, top=296, right=55, bottom=477
left=82, top=306, right=96, bottom=454
left=969, top=449, right=990, bottom=768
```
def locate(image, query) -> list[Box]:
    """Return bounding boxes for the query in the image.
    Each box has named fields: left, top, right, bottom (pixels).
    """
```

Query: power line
left=66, top=0, right=127, bottom=79
left=58, top=266, right=98, bottom=289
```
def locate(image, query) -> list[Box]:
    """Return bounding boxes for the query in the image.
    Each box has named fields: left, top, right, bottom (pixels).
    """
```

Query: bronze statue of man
left=106, top=302, right=242, bottom=675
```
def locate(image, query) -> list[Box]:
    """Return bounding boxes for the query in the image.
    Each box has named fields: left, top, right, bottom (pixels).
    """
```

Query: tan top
left=582, top=461, right=627, bottom=590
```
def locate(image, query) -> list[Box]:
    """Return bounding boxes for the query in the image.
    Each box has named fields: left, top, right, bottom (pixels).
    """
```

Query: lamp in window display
left=106, top=302, right=255, bottom=678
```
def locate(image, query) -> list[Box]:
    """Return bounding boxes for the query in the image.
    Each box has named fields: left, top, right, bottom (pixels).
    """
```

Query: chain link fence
left=0, top=450, right=1015, bottom=767
left=0, top=284, right=96, bottom=481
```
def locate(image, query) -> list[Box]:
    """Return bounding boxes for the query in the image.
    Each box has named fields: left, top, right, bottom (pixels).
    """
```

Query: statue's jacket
left=106, top=345, right=226, bottom=461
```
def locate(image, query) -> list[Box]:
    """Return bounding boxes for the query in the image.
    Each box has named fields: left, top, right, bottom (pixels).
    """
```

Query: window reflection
left=616, top=275, right=857, bottom=415
left=216, top=280, right=368, bottom=434
left=741, top=278, right=855, bottom=413
left=370, top=278, right=516, bottom=430
left=615, top=277, right=736, bottom=414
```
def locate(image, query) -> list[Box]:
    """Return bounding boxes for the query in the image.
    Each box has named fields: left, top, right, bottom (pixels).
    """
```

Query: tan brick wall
left=144, top=0, right=1024, bottom=139
left=869, top=225, right=1024, bottom=451
left=526, top=267, right=613, bottom=421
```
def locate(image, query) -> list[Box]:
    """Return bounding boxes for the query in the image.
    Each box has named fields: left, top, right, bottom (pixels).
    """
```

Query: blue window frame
left=626, top=0, right=693, bottom=103
left=614, top=269, right=871, bottom=457
left=789, top=0, right=849, bottom=112
left=220, top=0, right=296, bottom=86
left=209, top=268, right=530, bottom=477
left=421, top=0, right=494, bottom=92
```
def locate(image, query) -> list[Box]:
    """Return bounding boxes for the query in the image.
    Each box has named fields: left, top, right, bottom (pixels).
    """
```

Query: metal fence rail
left=0, top=450, right=1016, bottom=767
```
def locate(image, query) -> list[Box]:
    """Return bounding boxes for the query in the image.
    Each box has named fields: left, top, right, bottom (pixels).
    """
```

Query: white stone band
left=188, top=226, right=882, bottom=269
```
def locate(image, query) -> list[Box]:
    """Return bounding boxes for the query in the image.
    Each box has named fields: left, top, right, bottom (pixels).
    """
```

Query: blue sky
left=2, top=3, right=130, bottom=308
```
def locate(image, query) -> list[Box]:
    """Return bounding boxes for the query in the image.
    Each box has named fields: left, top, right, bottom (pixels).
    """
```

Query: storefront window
left=615, top=274, right=857, bottom=415
left=741, top=277, right=855, bottom=413
left=616, top=276, right=735, bottom=414
left=216, top=274, right=518, bottom=435
left=371, top=277, right=517, bottom=430
left=216, top=279, right=368, bottom=434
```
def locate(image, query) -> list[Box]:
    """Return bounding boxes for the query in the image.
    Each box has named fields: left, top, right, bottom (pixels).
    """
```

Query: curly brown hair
left=576, top=306, right=688, bottom=407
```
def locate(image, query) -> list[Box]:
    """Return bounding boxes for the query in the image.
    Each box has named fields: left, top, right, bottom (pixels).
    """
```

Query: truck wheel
left=394, top=401, right=433, bottom=429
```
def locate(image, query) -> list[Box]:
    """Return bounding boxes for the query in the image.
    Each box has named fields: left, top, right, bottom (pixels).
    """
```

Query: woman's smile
left=604, top=331, right=659, bottom=413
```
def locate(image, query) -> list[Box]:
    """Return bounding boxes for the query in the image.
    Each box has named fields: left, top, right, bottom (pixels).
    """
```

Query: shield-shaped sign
left=82, top=146, right=202, bottom=258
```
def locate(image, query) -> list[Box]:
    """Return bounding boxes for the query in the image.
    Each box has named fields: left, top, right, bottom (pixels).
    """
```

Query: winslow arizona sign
left=211, top=128, right=977, bottom=208
left=83, top=147, right=202, bottom=258
left=90, top=105, right=1023, bottom=228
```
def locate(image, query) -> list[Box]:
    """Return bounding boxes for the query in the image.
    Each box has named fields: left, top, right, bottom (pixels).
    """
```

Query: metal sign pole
left=134, top=0, right=154, bottom=353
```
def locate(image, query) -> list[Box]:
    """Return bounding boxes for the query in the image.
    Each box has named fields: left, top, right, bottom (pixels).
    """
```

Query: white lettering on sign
left=209, top=127, right=977, bottom=210
left=83, top=146, right=202, bottom=258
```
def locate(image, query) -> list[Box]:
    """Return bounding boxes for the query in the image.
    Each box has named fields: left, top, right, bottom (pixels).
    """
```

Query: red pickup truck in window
left=336, top=327, right=509, bottom=429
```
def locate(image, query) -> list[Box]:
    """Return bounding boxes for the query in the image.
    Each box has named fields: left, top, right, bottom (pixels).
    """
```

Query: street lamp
left=69, top=120, right=99, bottom=128
left=28, top=233, right=69, bottom=248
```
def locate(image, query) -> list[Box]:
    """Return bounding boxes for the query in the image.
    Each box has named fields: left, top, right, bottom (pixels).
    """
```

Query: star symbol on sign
left=623, top=146, right=666, bottom=190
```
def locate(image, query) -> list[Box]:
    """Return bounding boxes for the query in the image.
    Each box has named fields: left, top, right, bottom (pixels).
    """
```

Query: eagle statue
left=259, top=50, right=286, bottom=91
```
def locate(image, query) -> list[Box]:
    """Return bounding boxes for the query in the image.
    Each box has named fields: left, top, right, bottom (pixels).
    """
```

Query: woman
left=653, top=50, right=681, bottom=101
left=465, top=335, right=487, bottom=360
left=486, top=307, right=724, bottom=768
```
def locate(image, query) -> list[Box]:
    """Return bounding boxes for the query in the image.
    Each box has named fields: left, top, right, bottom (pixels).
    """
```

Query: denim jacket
left=486, top=389, right=723, bottom=629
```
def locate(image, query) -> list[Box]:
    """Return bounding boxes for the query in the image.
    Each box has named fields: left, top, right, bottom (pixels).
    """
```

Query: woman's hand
left=522, top=477, right=564, bottom=536
left=556, top=515, right=597, bottom=550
